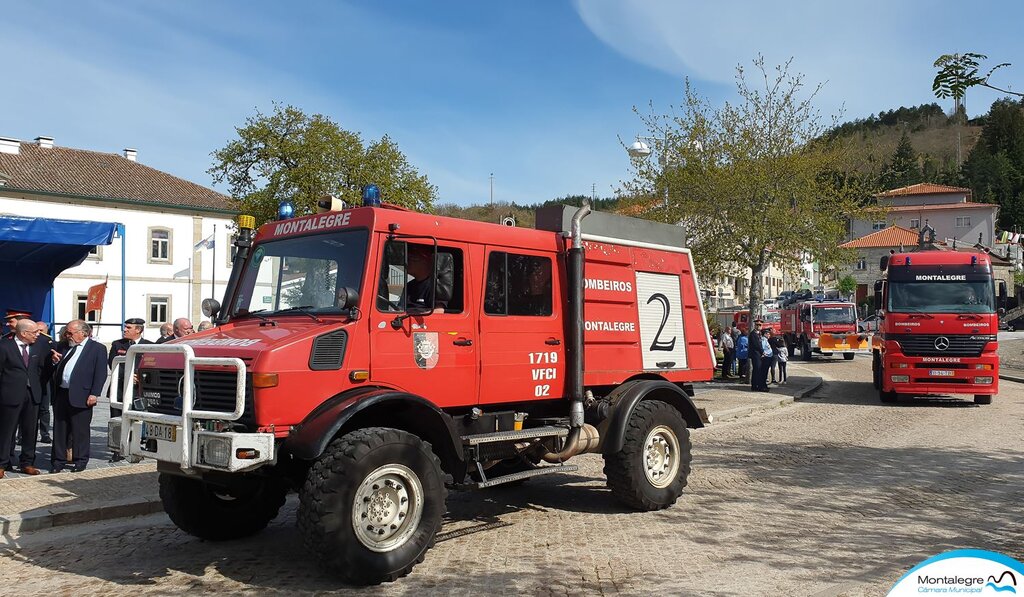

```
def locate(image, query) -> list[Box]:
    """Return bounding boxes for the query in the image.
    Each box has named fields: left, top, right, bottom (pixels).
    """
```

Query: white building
left=849, top=183, right=998, bottom=246
left=0, top=135, right=236, bottom=342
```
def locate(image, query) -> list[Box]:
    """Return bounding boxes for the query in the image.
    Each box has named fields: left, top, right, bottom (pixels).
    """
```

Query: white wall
left=0, top=192, right=234, bottom=343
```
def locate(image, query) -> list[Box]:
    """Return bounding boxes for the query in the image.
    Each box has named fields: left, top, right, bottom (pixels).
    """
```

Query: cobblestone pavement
left=2, top=357, right=1022, bottom=596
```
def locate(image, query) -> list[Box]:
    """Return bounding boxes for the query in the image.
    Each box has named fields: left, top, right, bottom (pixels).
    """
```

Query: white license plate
left=929, top=370, right=955, bottom=377
left=142, top=422, right=177, bottom=441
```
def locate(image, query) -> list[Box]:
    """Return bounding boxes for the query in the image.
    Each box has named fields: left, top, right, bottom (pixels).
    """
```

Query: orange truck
left=779, top=298, right=869, bottom=360
left=107, top=193, right=714, bottom=584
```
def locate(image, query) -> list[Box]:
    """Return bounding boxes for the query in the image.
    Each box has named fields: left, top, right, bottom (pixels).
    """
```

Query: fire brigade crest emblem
left=413, top=332, right=439, bottom=369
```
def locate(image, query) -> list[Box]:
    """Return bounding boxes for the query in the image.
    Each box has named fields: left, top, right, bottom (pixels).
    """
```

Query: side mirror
left=998, top=280, right=1007, bottom=299
left=201, top=298, right=221, bottom=318
left=334, top=287, right=360, bottom=310
left=879, top=256, right=889, bottom=271
left=873, top=280, right=883, bottom=294
left=998, top=307, right=1006, bottom=316
left=876, top=309, right=885, bottom=319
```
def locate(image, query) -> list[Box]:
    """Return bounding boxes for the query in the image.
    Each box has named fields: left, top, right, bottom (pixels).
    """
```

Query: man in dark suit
left=0, top=319, right=50, bottom=477
left=51, top=319, right=108, bottom=473
left=108, top=318, right=152, bottom=416
left=34, top=322, right=55, bottom=445
left=747, top=319, right=764, bottom=390
left=3, top=308, right=32, bottom=340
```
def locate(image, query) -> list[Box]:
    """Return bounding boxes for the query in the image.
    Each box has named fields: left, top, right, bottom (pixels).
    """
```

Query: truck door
left=478, top=249, right=566, bottom=405
left=369, top=238, right=478, bottom=409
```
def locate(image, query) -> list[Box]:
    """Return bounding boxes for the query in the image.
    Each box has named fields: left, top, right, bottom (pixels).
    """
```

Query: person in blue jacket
left=735, top=333, right=749, bottom=381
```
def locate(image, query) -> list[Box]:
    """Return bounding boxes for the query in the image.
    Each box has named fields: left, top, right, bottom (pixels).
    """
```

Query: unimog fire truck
left=107, top=192, right=715, bottom=585
left=872, top=227, right=1003, bottom=404
left=778, top=294, right=868, bottom=361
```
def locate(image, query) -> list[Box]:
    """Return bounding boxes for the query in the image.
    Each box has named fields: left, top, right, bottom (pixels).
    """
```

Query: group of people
left=0, top=310, right=210, bottom=478
left=718, top=319, right=788, bottom=392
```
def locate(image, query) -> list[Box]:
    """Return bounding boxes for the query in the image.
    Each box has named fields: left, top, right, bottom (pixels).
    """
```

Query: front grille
left=137, top=368, right=254, bottom=425
left=890, top=334, right=993, bottom=358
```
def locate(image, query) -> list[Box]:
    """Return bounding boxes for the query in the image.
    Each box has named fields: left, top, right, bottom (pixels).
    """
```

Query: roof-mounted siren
left=277, top=200, right=295, bottom=220
left=317, top=194, right=346, bottom=213
left=362, top=184, right=381, bottom=207
left=500, top=214, right=517, bottom=227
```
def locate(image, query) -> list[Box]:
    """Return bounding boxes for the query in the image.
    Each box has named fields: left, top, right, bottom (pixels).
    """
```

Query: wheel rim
left=643, top=425, right=681, bottom=489
left=351, top=464, right=424, bottom=553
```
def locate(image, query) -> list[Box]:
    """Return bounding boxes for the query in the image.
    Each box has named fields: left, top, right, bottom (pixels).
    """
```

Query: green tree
left=879, top=132, right=922, bottom=189
left=960, top=99, right=1024, bottom=230
left=624, top=57, right=874, bottom=317
left=209, top=104, right=436, bottom=225
left=837, top=275, right=857, bottom=299
left=933, top=53, right=1019, bottom=103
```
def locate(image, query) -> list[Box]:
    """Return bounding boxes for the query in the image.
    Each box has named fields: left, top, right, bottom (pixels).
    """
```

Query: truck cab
left=873, top=249, right=1002, bottom=404
left=107, top=195, right=714, bottom=584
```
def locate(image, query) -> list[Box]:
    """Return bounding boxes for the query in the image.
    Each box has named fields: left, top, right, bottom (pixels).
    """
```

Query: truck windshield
left=888, top=281, right=995, bottom=314
left=231, top=229, right=369, bottom=317
left=813, top=305, right=856, bottom=324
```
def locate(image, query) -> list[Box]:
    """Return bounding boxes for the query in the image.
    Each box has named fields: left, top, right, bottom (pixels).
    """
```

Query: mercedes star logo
left=934, top=336, right=950, bottom=351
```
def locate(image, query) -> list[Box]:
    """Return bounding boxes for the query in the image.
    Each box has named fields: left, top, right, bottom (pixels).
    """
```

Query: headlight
left=107, top=420, right=122, bottom=450
left=975, top=376, right=993, bottom=385
left=199, top=436, right=232, bottom=467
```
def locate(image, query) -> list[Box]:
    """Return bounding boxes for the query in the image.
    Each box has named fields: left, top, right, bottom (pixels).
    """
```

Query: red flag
left=86, top=277, right=107, bottom=314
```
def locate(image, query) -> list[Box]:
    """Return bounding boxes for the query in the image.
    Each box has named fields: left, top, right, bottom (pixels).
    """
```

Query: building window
left=147, top=295, right=170, bottom=326
left=856, top=258, right=867, bottom=271
left=955, top=216, right=971, bottom=228
left=909, top=219, right=920, bottom=229
left=73, top=293, right=100, bottom=323
left=86, top=245, right=103, bottom=261
left=149, top=228, right=171, bottom=263
left=872, top=221, right=886, bottom=231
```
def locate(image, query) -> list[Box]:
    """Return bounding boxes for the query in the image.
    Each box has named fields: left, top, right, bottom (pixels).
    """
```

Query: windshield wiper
left=274, top=305, right=323, bottom=323
left=236, top=308, right=277, bottom=326
left=899, top=308, right=935, bottom=319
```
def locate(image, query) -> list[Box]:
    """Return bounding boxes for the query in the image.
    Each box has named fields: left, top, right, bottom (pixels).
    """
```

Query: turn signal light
left=236, top=448, right=261, bottom=460
left=252, top=373, right=279, bottom=388
left=893, top=363, right=909, bottom=368
left=974, top=364, right=993, bottom=370
left=350, top=370, right=370, bottom=382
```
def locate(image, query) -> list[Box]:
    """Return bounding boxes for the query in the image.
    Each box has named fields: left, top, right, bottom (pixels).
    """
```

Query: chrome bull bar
left=108, top=343, right=247, bottom=472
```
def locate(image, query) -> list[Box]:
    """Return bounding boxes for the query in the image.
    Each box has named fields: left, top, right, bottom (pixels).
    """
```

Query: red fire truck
left=733, top=308, right=779, bottom=333
left=872, top=246, right=1003, bottom=404
left=107, top=194, right=715, bottom=584
left=779, top=297, right=867, bottom=360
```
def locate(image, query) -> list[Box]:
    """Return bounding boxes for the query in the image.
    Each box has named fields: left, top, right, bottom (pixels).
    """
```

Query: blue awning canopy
left=0, top=215, right=120, bottom=322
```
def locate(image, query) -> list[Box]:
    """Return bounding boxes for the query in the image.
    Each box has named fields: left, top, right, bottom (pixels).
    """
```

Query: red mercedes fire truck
left=107, top=193, right=715, bottom=584
left=872, top=245, right=1003, bottom=404
left=779, top=297, right=867, bottom=360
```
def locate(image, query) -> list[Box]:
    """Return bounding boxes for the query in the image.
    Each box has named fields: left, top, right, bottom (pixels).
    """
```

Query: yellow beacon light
left=238, top=215, right=256, bottom=230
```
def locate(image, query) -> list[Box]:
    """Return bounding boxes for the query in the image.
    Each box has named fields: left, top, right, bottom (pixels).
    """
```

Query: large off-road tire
left=843, top=353, right=855, bottom=361
left=297, top=427, right=447, bottom=585
left=974, top=394, right=993, bottom=405
left=159, top=473, right=288, bottom=541
left=879, top=388, right=898, bottom=403
left=603, top=400, right=692, bottom=511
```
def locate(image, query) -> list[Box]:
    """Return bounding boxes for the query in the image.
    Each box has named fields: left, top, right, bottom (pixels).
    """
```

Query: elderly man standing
left=156, top=318, right=193, bottom=343
left=51, top=320, right=107, bottom=473
left=0, top=319, right=50, bottom=477
left=156, top=322, right=174, bottom=343
left=719, top=325, right=736, bottom=380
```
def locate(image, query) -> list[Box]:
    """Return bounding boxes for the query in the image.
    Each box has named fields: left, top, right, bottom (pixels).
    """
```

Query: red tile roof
left=0, top=140, right=233, bottom=212
left=840, top=225, right=920, bottom=249
left=885, top=201, right=996, bottom=212
left=877, top=183, right=972, bottom=198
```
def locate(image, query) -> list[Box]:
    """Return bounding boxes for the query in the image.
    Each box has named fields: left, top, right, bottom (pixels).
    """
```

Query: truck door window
left=484, top=252, right=552, bottom=316
left=376, top=241, right=463, bottom=314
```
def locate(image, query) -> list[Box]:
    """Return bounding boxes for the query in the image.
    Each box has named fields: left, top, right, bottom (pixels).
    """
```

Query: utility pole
left=489, top=173, right=494, bottom=207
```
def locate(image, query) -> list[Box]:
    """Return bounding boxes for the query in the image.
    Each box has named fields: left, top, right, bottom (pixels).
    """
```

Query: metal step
left=461, top=425, right=568, bottom=446
left=469, top=464, right=579, bottom=489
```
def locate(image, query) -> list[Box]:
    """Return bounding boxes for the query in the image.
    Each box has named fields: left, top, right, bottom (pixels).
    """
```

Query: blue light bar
left=971, top=255, right=978, bottom=265
left=905, top=257, right=911, bottom=265
left=277, top=200, right=295, bottom=220
left=362, top=184, right=381, bottom=207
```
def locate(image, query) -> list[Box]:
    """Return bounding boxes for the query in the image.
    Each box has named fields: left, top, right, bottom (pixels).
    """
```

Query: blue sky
left=2, top=1, right=1022, bottom=206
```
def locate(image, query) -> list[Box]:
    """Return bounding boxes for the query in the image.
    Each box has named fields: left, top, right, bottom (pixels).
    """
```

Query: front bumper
left=884, top=354, right=999, bottom=396
left=107, top=344, right=275, bottom=473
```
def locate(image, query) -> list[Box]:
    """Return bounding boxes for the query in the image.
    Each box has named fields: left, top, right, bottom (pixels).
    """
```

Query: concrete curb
left=708, top=377, right=823, bottom=423
left=1, top=496, right=164, bottom=536
left=999, top=373, right=1024, bottom=384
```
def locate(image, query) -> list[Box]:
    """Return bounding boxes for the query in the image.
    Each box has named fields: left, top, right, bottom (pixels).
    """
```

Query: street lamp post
left=626, top=136, right=669, bottom=209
